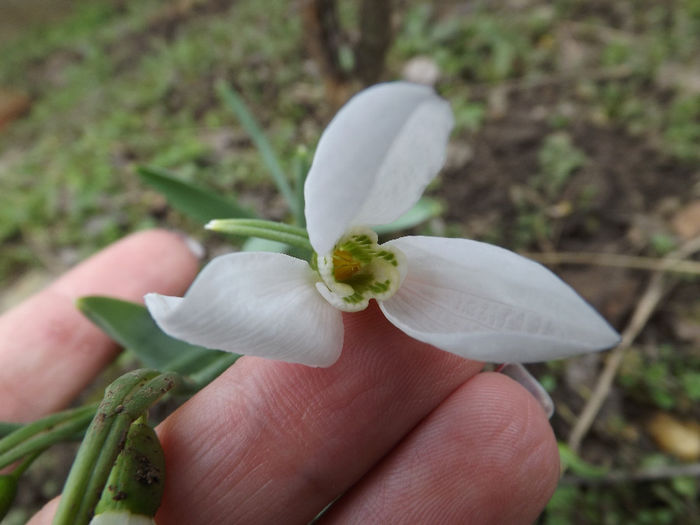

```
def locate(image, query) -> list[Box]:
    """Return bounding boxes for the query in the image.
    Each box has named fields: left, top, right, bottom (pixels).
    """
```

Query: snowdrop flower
left=145, top=82, right=619, bottom=367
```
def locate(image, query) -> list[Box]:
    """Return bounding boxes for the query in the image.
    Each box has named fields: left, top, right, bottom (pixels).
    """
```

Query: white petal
left=305, top=82, right=454, bottom=255
left=500, top=363, right=554, bottom=419
left=379, top=236, right=620, bottom=363
left=145, top=252, right=343, bottom=367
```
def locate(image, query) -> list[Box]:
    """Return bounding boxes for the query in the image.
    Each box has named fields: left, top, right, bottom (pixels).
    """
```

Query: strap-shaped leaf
left=77, top=296, right=236, bottom=376
left=138, top=165, right=255, bottom=223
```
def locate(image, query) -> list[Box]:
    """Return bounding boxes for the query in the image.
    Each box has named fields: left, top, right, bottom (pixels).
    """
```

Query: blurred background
left=1, top=0, right=699, bottom=523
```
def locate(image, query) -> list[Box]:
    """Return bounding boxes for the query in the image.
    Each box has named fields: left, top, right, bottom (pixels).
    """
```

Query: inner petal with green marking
left=315, top=227, right=405, bottom=312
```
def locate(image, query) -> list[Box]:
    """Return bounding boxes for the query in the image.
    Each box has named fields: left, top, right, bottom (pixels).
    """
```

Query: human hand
left=0, top=230, right=559, bottom=524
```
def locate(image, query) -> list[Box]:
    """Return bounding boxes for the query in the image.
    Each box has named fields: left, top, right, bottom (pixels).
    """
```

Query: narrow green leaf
left=373, top=197, right=444, bottom=235
left=215, top=80, right=299, bottom=216
left=188, top=353, right=241, bottom=388
left=77, top=296, right=232, bottom=375
left=138, top=165, right=255, bottom=223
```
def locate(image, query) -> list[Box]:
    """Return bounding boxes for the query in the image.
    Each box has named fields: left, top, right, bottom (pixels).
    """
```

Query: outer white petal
left=500, top=363, right=554, bottom=419
left=379, top=236, right=620, bottom=363
left=304, top=82, right=454, bottom=255
left=145, top=252, right=343, bottom=367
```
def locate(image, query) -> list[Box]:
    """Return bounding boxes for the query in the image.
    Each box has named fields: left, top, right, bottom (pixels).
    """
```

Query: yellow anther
left=333, top=250, right=362, bottom=281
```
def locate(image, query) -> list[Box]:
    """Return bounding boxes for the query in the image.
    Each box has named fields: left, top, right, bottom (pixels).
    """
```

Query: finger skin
left=26, top=497, right=59, bottom=525
left=28, top=377, right=558, bottom=525
left=322, top=373, right=560, bottom=524
left=0, top=230, right=199, bottom=421
left=155, top=303, right=484, bottom=525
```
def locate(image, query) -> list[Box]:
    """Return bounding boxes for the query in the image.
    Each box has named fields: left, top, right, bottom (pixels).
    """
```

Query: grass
left=2, top=0, right=699, bottom=281
left=0, top=0, right=310, bottom=280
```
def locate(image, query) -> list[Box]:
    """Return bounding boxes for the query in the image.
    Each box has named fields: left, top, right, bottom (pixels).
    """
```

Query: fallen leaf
left=647, top=412, right=700, bottom=462
left=0, top=89, right=31, bottom=130
left=671, top=200, right=700, bottom=240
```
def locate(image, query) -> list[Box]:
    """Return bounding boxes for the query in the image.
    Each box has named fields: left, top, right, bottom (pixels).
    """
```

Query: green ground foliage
left=1, top=0, right=699, bottom=523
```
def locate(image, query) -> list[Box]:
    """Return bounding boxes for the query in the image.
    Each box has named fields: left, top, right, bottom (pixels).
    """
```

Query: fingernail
left=174, top=231, right=206, bottom=260
left=500, top=363, right=554, bottom=419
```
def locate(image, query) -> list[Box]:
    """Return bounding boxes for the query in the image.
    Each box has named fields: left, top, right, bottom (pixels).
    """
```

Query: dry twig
left=524, top=251, right=700, bottom=275
left=567, top=235, right=700, bottom=454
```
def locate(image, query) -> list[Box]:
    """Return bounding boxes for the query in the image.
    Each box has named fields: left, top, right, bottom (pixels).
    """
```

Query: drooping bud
left=90, top=419, right=165, bottom=524
left=500, top=363, right=555, bottom=419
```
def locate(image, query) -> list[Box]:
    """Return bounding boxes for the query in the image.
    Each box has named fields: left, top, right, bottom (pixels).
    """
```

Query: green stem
left=0, top=404, right=97, bottom=470
left=206, top=218, right=313, bottom=252
left=10, top=450, right=43, bottom=479
left=53, top=370, right=179, bottom=525
left=208, top=218, right=308, bottom=237
left=79, top=420, right=132, bottom=520
left=54, top=372, right=151, bottom=525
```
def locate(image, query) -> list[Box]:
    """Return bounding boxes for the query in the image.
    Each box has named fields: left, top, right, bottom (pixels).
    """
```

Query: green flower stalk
left=53, top=369, right=178, bottom=525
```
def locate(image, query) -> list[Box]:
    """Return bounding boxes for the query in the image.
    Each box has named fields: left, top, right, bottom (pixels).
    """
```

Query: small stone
left=402, top=56, right=441, bottom=86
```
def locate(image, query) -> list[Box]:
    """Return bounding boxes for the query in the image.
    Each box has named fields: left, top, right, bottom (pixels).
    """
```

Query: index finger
left=0, top=230, right=200, bottom=422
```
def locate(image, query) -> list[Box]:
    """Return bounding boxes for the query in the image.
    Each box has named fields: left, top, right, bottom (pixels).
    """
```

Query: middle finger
left=155, top=302, right=483, bottom=524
